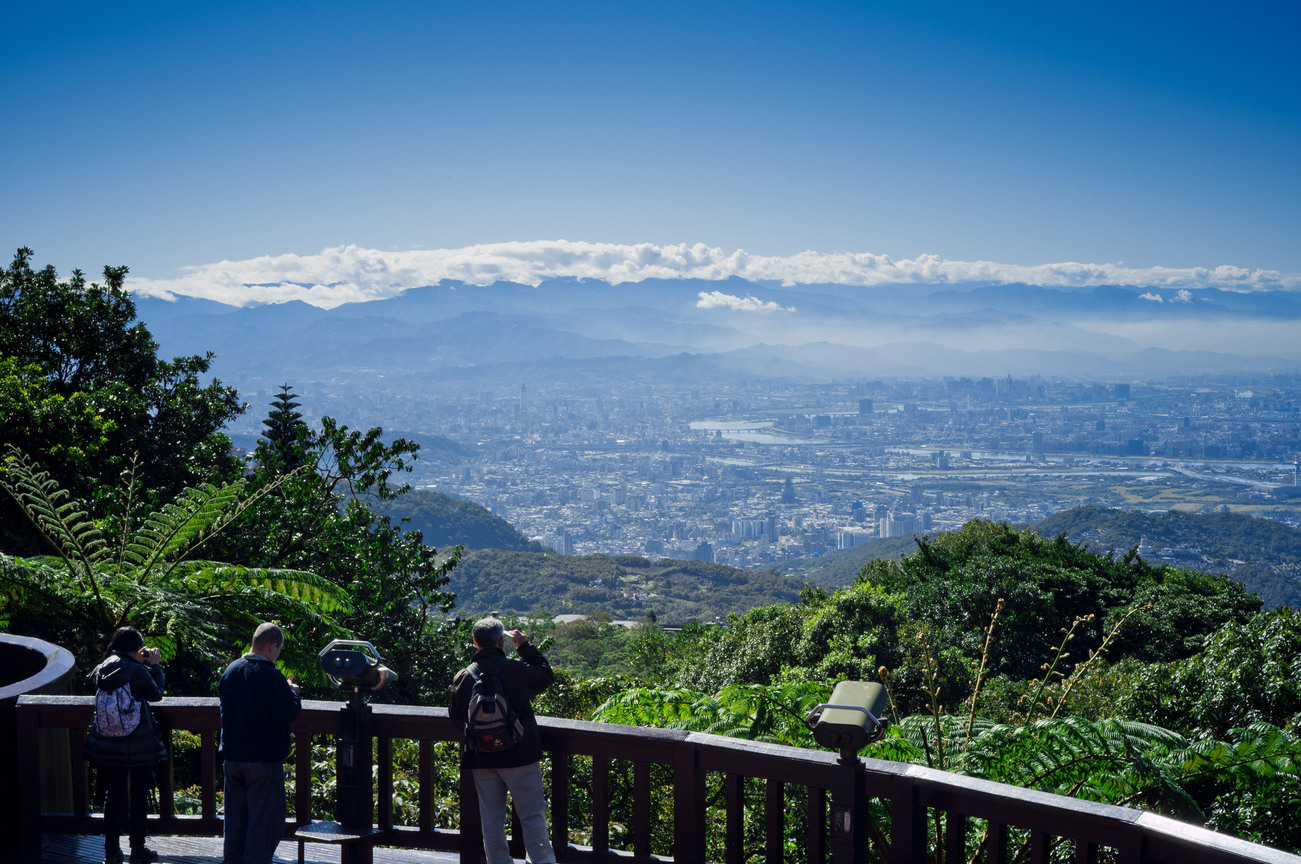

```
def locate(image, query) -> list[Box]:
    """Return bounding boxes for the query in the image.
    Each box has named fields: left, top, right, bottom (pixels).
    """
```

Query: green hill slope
left=382, top=489, right=543, bottom=552
left=780, top=535, right=918, bottom=586
left=448, top=550, right=804, bottom=623
left=1029, top=506, right=1301, bottom=608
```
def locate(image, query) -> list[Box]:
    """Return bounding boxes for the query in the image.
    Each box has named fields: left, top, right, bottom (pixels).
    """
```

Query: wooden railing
left=15, top=695, right=1301, bottom=864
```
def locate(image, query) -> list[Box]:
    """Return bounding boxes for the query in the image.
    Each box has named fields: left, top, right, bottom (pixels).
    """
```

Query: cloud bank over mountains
left=128, top=241, right=1301, bottom=309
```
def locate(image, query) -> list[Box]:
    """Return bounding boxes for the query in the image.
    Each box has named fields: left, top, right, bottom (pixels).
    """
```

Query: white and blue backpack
left=92, top=685, right=143, bottom=738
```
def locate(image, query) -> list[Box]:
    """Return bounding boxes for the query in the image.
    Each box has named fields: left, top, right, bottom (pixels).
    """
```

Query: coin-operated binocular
left=805, top=680, right=889, bottom=764
left=298, top=640, right=398, bottom=863
left=318, top=640, right=398, bottom=692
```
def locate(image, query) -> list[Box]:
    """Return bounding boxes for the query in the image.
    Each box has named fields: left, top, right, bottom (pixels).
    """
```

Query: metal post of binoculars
left=806, top=681, right=890, bottom=864
left=295, top=641, right=396, bottom=864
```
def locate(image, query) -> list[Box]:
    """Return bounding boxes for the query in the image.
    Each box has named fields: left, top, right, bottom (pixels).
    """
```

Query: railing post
left=418, top=738, right=433, bottom=834
left=888, top=773, right=925, bottom=864
left=673, top=739, right=706, bottom=864
left=158, top=717, right=175, bottom=821
left=459, top=766, right=482, bottom=864
left=592, top=756, right=611, bottom=854
left=633, top=760, right=651, bottom=860
left=16, top=704, right=41, bottom=864
left=725, top=773, right=745, bottom=864
left=828, top=755, right=869, bottom=864
left=765, top=778, right=785, bottom=864
left=200, top=729, right=217, bottom=824
left=807, top=786, right=827, bottom=864
left=376, top=736, right=393, bottom=830
left=550, top=749, right=571, bottom=856
left=294, top=730, right=311, bottom=825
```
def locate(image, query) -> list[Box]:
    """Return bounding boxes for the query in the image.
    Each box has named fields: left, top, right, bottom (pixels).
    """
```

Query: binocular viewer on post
left=805, top=680, right=889, bottom=758
left=317, top=639, right=398, bottom=692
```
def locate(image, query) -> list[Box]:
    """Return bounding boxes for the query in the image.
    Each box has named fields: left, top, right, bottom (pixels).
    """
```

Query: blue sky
left=4, top=1, right=1299, bottom=291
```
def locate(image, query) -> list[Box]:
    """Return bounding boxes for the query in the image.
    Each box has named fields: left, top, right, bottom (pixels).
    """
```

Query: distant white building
left=878, top=514, right=921, bottom=538
left=837, top=528, right=872, bottom=550
left=732, top=517, right=776, bottom=540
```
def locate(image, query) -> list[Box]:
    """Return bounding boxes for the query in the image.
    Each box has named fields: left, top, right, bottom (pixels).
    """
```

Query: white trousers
left=471, top=762, right=556, bottom=864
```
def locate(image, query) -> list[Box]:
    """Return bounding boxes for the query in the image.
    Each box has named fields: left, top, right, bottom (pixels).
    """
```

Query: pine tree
left=261, top=384, right=308, bottom=470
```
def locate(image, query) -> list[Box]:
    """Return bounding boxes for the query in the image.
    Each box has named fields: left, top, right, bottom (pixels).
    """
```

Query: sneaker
left=128, top=849, right=158, bottom=864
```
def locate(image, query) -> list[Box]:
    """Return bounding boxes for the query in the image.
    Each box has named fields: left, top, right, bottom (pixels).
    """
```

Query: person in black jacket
left=450, top=617, right=556, bottom=864
left=218, top=622, right=302, bottom=864
left=84, top=626, right=166, bottom=864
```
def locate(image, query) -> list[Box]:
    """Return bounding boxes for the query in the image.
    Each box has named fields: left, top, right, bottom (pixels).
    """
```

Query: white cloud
left=695, top=291, right=796, bottom=313
left=1139, top=292, right=1163, bottom=302
left=127, top=240, right=1301, bottom=309
left=1172, top=288, right=1194, bottom=303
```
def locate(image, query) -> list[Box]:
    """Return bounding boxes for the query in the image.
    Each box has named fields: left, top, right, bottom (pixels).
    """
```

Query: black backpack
left=464, top=658, right=524, bottom=753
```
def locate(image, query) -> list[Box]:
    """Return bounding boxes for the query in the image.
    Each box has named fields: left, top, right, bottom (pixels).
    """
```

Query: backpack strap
left=467, top=657, right=508, bottom=681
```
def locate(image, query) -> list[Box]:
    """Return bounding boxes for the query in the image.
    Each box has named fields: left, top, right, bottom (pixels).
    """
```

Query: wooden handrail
left=14, top=695, right=1301, bottom=864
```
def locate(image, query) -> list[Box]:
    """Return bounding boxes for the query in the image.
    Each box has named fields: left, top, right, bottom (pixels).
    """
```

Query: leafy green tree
left=862, top=520, right=1259, bottom=682
left=0, top=248, right=243, bottom=549
left=0, top=445, right=347, bottom=668
left=661, top=580, right=909, bottom=698
left=0, top=357, right=112, bottom=487
left=211, top=401, right=460, bottom=703
left=1114, top=606, right=1301, bottom=738
left=593, top=681, right=830, bottom=745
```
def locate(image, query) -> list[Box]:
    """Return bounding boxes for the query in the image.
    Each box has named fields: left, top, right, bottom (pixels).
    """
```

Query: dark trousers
left=101, top=764, right=154, bottom=855
left=222, top=760, right=287, bottom=864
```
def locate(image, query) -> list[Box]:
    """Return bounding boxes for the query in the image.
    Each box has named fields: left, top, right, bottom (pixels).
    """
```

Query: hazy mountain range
left=135, top=276, right=1301, bottom=387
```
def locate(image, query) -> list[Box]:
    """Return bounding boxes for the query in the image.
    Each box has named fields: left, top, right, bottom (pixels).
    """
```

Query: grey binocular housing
left=318, top=639, right=398, bottom=691
left=806, top=681, right=889, bottom=752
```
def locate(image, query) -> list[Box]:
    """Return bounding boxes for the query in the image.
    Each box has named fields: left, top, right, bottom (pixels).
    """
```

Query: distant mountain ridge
left=134, top=277, right=1301, bottom=387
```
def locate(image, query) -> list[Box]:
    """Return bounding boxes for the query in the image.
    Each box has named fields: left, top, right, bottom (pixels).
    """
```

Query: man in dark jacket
left=450, top=617, right=555, bottom=864
left=218, top=622, right=302, bottom=864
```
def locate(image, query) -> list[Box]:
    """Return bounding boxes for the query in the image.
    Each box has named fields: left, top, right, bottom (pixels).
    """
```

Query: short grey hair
left=252, top=622, right=285, bottom=650
left=472, top=617, right=505, bottom=649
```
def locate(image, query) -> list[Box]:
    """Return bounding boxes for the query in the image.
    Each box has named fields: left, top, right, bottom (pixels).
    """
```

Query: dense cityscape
left=227, top=374, right=1301, bottom=569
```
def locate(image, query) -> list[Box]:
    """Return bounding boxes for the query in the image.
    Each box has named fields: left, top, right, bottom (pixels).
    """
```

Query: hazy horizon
left=121, top=241, right=1301, bottom=311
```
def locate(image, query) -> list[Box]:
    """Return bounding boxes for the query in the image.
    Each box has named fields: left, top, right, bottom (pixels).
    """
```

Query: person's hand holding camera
left=138, top=646, right=161, bottom=666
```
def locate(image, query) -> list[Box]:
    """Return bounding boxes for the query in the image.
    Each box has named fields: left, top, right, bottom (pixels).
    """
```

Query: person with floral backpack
left=84, top=626, right=166, bottom=864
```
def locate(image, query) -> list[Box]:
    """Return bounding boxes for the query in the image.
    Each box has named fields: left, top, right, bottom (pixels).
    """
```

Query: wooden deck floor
left=38, top=834, right=461, bottom=864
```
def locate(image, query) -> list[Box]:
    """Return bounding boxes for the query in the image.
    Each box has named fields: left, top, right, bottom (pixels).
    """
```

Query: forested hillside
left=1031, top=505, right=1301, bottom=607
left=567, top=520, right=1300, bottom=852
left=382, top=488, right=543, bottom=552
left=449, top=550, right=804, bottom=621
left=780, top=534, right=917, bottom=586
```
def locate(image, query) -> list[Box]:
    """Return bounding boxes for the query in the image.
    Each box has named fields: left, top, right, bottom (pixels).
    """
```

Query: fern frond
left=0, top=446, right=109, bottom=570
left=126, top=479, right=248, bottom=576
left=163, top=560, right=350, bottom=612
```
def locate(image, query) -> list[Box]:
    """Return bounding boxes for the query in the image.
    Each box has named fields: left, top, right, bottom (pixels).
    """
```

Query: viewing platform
left=12, top=694, right=1300, bottom=864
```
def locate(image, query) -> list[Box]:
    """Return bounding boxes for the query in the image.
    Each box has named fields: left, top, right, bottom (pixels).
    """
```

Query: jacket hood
left=89, top=652, right=135, bottom=692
